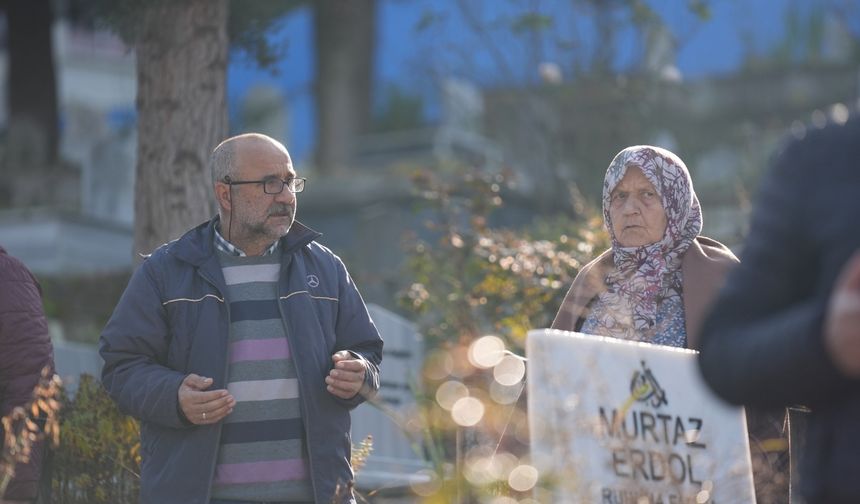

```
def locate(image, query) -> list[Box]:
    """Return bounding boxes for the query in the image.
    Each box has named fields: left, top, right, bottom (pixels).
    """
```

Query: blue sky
left=227, top=0, right=823, bottom=164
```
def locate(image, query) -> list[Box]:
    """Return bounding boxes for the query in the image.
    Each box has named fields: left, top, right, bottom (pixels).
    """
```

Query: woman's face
left=608, top=166, right=667, bottom=247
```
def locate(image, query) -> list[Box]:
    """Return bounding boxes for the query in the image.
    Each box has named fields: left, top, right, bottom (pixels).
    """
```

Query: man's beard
left=263, top=203, right=295, bottom=237
left=267, top=204, right=295, bottom=225
left=239, top=204, right=295, bottom=244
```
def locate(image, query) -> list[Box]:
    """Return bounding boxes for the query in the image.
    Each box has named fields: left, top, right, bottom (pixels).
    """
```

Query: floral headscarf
left=587, top=145, right=703, bottom=343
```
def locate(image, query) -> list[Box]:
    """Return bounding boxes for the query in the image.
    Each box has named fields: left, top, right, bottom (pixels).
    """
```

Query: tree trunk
left=313, top=0, right=375, bottom=176
left=2, top=0, right=59, bottom=165
left=134, top=0, right=229, bottom=258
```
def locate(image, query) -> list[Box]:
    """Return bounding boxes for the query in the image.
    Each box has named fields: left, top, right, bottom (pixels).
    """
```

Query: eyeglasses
left=224, top=176, right=306, bottom=194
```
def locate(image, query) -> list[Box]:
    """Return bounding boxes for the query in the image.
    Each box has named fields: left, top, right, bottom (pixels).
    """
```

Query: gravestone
left=527, top=329, right=755, bottom=503
left=353, top=304, right=430, bottom=491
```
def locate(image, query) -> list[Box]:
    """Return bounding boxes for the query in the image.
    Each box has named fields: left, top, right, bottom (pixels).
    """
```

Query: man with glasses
left=100, top=133, right=383, bottom=504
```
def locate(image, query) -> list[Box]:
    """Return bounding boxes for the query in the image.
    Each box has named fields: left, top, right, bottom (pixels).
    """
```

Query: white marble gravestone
left=526, top=329, right=755, bottom=504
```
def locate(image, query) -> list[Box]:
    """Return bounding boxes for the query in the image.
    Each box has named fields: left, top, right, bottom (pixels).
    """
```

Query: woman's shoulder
left=552, top=248, right=613, bottom=330
left=692, top=236, right=739, bottom=266
left=681, top=236, right=739, bottom=289
left=576, top=249, right=614, bottom=282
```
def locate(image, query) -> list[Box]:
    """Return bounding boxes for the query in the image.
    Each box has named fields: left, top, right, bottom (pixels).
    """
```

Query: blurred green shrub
left=395, top=166, right=608, bottom=501
left=399, top=167, right=608, bottom=349
left=48, top=374, right=139, bottom=504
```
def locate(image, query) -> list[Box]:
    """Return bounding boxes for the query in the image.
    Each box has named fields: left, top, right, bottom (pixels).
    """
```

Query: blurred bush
left=399, top=166, right=608, bottom=349
left=395, top=166, right=608, bottom=501
left=47, top=374, right=139, bottom=504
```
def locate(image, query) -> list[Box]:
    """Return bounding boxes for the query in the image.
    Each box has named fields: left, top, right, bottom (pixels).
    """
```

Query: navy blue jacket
left=698, top=114, right=860, bottom=503
left=100, top=218, right=383, bottom=504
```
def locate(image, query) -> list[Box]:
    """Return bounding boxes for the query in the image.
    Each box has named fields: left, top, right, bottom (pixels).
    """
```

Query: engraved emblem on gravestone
left=630, top=360, right=668, bottom=409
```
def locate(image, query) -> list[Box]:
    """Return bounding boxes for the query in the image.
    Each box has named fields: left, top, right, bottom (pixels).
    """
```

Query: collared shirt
left=214, top=224, right=279, bottom=257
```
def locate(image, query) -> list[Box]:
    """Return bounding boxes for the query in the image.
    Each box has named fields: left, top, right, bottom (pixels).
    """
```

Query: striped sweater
left=211, top=249, right=314, bottom=502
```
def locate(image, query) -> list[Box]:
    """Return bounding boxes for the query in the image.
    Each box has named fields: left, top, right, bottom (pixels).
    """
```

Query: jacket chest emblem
left=306, top=274, right=320, bottom=288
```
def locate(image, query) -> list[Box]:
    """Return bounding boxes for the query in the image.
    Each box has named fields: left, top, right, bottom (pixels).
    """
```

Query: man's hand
left=825, top=251, right=860, bottom=377
left=325, top=351, right=368, bottom=399
left=177, top=374, right=235, bottom=425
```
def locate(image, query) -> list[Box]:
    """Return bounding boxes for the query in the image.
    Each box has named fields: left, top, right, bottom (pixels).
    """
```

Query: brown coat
left=0, top=245, right=54, bottom=501
left=551, top=236, right=738, bottom=349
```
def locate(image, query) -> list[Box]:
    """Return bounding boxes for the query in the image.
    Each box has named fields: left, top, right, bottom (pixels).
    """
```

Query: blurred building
left=0, top=20, right=136, bottom=276
left=482, top=64, right=860, bottom=249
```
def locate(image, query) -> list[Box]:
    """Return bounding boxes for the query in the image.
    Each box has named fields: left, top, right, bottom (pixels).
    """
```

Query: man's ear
left=214, top=182, right=232, bottom=211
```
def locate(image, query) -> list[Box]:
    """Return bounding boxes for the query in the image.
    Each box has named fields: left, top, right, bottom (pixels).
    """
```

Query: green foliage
left=687, top=0, right=711, bottom=21
left=228, top=0, right=307, bottom=71
left=778, top=4, right=826, bottom=63
left=50, top=375, right=139, bottom=504
left=73, top=0, right=304, bottom=70
left=392, top=164, right=610, bottom=500
left=70, top=0, right=166, bottom=43
left=629, top=0, right=660, bottom=26
left=399, top=166, right=608, bottom=350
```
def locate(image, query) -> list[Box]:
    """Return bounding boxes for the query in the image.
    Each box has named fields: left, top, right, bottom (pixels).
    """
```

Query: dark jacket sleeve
left=99, top=257, right=189, bottom=428
left=697, top=132, right=850, bottom=409
left=0, top=253, right=54, bottom=500
left=331, top=256, right=383, bottom=410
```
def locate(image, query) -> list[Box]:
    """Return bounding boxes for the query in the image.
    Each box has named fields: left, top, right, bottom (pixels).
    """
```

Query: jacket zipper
left=197, top=268, right=231, bottom=504
left=277, top=277, right=321, bottom=502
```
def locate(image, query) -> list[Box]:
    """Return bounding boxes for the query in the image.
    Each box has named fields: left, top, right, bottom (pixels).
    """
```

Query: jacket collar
left=168, top=216, right=322, bottom=267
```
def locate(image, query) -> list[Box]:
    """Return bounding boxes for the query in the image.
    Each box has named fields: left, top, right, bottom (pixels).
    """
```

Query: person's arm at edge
left=0, top=262, right=54, bottom=499
left=99, top=256, right=189, bottom=428
left=329, top=256, right=382, bottom=409
left=698, top=135, right=850, bottom=409
left=0, top=268, right=53, bottom=418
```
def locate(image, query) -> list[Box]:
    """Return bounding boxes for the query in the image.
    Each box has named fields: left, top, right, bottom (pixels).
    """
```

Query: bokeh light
left=409, top=469, right=441, bottom=497
left=464, top=451, right=519, bottom=487
left=423, top=349, right=454, bottom=380
left=492, top=452, right=519, bottom=480
left=493, top=355, right=526, bottom=386
left=451, top=396, right=485, bottom=426
left=435, top=380, right=469, bottom=411
left=450, top=344, right=476, bottom=378
left=464, top=454, right=495, bottom=486
left=489, top=380, right=522, bottom=405
left=468, top=335, right=506, bottom=369
left=508, top=464, right=539, bottom=492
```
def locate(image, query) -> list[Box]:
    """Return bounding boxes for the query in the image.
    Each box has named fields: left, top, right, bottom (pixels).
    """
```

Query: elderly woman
left=552, top=145, right=788, bottom=502
left=552, top=145, right=737, bottom=348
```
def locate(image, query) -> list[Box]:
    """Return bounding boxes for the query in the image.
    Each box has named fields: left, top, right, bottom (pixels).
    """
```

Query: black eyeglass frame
left=223, top=176, right=306, bottom=194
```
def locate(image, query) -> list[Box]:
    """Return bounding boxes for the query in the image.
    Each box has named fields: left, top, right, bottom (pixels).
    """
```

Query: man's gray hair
left=209, top=138, right=237, bottom=187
